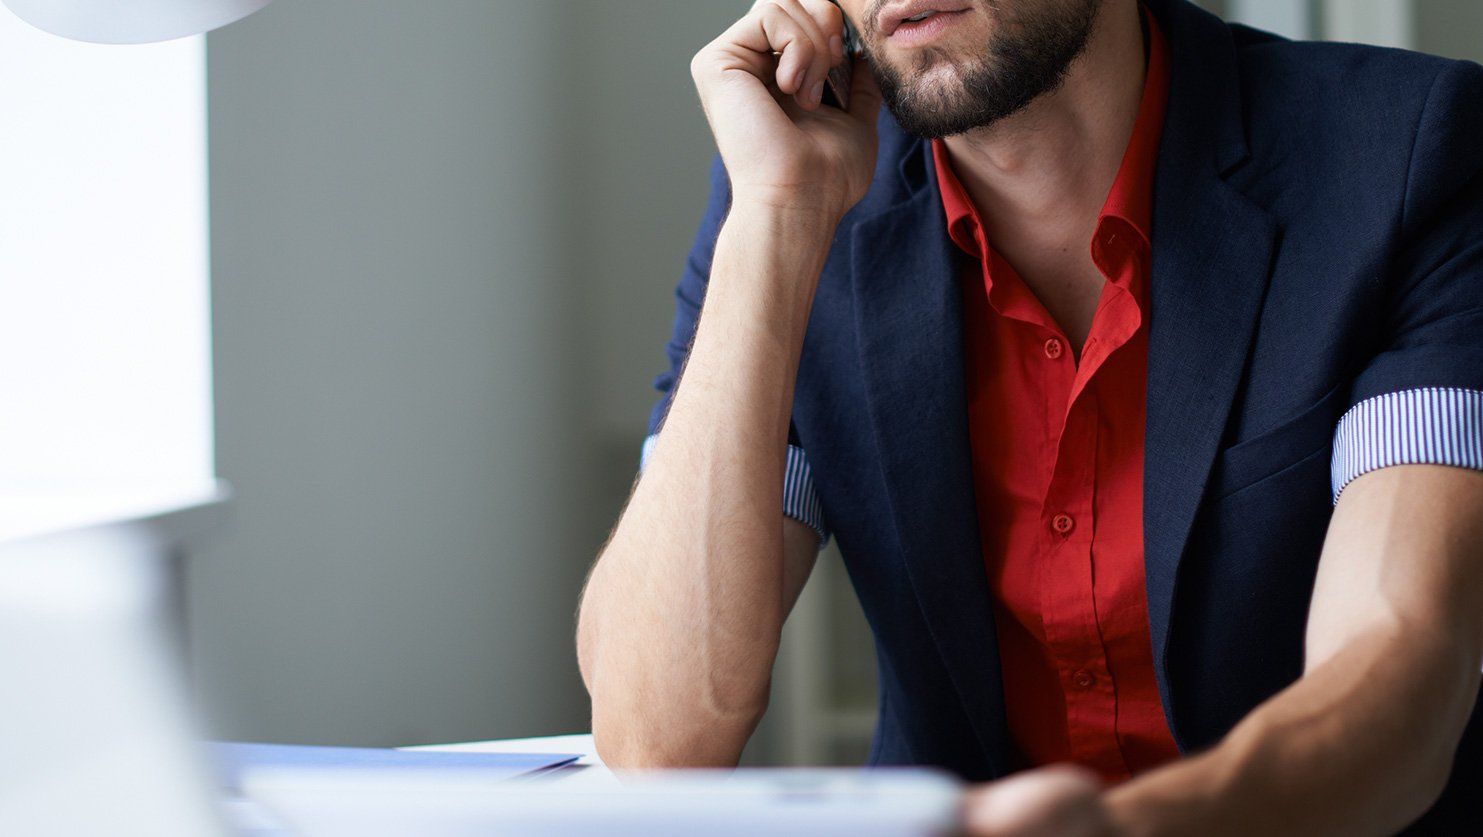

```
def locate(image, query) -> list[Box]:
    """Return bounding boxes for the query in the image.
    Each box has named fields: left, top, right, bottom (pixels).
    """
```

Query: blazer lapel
left=842, top=0, right=1277, bottom=766
left=849, top=145, right=1011, bottom=775
left=1142, top=0, right=1279, bottom=743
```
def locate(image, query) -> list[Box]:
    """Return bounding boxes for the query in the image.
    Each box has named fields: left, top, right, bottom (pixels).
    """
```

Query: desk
left=230, top=733, right=962, bottom=835
left=408, top=733, right=614, bottom=789
left=224, top=734, right=607, bottom=834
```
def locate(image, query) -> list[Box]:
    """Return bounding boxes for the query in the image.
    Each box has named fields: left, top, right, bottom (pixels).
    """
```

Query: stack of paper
left=213, top=742, right=581, bottom=792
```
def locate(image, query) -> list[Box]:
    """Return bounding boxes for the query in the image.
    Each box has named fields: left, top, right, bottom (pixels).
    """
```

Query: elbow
left=574, top=611, right=596, bottom=698
left=574, top=584, right=602, bottom=694
left=579, top=620, right=770, bottom=769
left=1399, top=637, right=1482, bottom=822
left=1408, top=754, right=1454, bottom=824
left=574, top=549, right=614, bottom=695
left=591, top=691, right=768, bottom=770
left=1396, top=707, right=1472, bottom=826
left=588, top=656, right=772, bottom=770
left=1376, top=645, right=1478, bottom=828
left=577, top=545, right=777, bottom=769
left=1380, top=736, right=1460, bottom=833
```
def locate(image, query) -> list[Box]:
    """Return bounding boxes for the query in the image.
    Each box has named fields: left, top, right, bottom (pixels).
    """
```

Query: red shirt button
left=1044, top=338, right=1064, bottom=359
left=1073, top=669, right=1095, bottom=689
left=1051, top=513, right=1075, bottom=535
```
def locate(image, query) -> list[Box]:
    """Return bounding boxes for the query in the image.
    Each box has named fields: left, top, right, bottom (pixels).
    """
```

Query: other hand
left=961, top=765, right=1119, bottom=837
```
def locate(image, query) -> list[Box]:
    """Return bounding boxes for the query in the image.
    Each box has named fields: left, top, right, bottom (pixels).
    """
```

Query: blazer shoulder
left=1232, top=26, right=1465, bottom=89
left=1232, top=32, right=1482, bottom=140
left=1230, top=32, right=1483, bottom=205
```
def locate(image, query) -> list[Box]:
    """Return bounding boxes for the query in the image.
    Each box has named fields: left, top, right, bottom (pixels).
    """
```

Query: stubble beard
left=865, top=0, right=1103, bottom=139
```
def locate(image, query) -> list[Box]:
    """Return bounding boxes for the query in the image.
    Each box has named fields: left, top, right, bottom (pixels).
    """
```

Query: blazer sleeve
left=640, top=154, right=830, bottom=544
left=1331, top=60, right=1483, bottom=501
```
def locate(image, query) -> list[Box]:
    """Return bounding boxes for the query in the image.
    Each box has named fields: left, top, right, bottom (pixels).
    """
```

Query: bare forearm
left=1106, top=623, right=1480, bottom=835
left=578, top=202, right=838, bottom=768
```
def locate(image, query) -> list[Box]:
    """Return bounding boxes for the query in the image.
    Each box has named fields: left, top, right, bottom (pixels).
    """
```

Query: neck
left=940, top=0, right=1147, bottom=243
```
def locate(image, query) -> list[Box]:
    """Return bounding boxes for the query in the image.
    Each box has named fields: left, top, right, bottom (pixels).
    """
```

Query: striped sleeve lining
left=1331, top=387, right=1483, bottom=503
left=782, top=444, right=829, bottom=545
left=641, top=434, right=830, bottom=546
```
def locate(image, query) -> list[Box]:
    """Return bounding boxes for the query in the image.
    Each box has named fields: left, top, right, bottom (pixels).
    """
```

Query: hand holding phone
left=690, top=0, right=881, bottom=218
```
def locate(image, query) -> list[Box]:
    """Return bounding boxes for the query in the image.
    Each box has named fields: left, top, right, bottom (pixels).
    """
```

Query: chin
left=884, top=53, right=978, bottom=100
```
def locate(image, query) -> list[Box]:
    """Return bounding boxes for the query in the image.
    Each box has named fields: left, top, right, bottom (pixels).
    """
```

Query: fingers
left=783, top=0, right=844, bottom=109
left=765, top=8, right=816, bottom=97
left=961, top=766, right=1111, bottom=837
left=736, top=0, right=843, bottom=110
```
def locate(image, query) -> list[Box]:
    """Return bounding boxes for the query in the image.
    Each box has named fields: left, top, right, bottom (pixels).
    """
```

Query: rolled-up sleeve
left=1332, top=389, right=1483, bottom=502
left=1330, top=61, right=1483, bottom=503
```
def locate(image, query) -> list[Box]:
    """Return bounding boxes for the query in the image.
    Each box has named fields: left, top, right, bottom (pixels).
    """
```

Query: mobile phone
left=821, top=3, right=861, bottom=110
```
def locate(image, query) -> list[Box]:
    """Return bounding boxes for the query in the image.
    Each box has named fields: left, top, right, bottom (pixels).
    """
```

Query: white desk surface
left=406, top=733, right=617, bottom=789
left=229, top=734, right=966, bottom=835
left=223, top=734, right=612, bottom=833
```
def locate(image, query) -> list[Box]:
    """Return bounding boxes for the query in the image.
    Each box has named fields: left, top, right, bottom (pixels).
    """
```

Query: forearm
left=578, top=201, right=838, bottom=768
left=1106, top=622, right=1480, bottom=836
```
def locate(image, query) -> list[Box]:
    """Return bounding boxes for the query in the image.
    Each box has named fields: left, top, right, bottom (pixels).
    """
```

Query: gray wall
left=569, top=3, right=742, bottom=442
left=1200, top=0, right=1483, bottom=60
left=193, top=0, right=746, bottom=747
left=195, top=0, right=744, bottom=748
left=1415, top=0, right=1483, bottom=61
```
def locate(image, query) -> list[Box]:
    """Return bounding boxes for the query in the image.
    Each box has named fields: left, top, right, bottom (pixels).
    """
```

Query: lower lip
left=887, top=10, right=969, bottom=48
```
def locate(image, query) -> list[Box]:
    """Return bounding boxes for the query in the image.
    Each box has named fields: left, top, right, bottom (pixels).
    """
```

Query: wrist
left=1102, top=750, right=1238, bottom=837
left=701, top=196, right=838, bottom=339
left=729, top=187, right=850, bottom=230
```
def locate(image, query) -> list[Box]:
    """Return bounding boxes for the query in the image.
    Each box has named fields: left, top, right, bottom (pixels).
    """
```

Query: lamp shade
left=2, top=0, right=272, bottom=44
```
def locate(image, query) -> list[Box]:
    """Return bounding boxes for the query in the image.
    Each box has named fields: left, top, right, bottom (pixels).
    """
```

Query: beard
left=864, top=0, right=1102, bottom=139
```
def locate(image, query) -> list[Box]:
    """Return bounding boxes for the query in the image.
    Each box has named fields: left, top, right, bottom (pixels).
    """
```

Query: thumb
left=845, top=56, right=883, bottom=125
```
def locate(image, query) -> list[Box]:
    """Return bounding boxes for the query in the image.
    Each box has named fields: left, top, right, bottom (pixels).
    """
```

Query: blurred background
left=4, top=0, right=1480, bottom=767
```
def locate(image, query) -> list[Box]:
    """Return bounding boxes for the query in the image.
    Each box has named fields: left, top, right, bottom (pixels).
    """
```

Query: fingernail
left=830, top=34, right=845, bottom=59
left=811, top=80, right=824, bottom=104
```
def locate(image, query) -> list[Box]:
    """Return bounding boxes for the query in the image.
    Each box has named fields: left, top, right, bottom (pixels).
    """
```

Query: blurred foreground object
left=0, top=493, right=231, bottom=835
left=242, top=766, right=961, bottom=836
left=2, top=0, right=271, bottom=43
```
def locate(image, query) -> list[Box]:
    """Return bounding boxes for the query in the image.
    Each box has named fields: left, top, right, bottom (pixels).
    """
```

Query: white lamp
left=1, top=0, right=272, bottom=44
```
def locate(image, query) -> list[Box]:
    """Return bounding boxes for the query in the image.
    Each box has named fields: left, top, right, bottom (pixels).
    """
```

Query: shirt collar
left=932, top=6, right=1171, bottom=255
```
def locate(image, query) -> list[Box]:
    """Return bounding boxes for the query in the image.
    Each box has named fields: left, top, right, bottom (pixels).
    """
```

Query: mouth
left=880, top=2, right=973, bottom=38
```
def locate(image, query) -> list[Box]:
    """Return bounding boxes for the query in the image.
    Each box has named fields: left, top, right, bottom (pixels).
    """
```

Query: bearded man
left=577, top=1, right=1483, bottom=832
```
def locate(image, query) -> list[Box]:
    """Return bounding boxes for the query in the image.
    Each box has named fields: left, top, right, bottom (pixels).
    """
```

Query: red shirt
left=932, top=12, right=1179, bottom=781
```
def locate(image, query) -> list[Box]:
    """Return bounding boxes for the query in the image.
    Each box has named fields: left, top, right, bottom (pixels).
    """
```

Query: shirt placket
left=1039, top=385, right=1126, bottom=777
left=1035, top=232, right=1146, bottom=780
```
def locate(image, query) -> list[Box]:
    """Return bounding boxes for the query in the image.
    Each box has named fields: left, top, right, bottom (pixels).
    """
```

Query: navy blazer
left=648, top=0, right=1483, bottom=829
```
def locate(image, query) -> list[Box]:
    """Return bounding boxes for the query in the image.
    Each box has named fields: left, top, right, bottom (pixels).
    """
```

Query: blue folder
left=213, top=741, right=581, bottom=792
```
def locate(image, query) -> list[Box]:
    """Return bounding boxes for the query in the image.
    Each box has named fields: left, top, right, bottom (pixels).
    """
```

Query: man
left=577, top=0, right=1483, bottom=832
